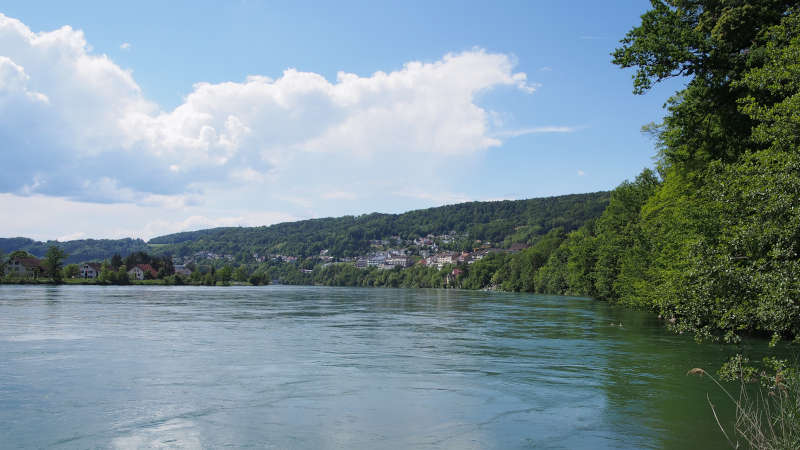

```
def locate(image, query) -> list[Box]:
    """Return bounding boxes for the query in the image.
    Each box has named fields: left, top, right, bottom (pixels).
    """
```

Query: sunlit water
left=0, top=285, right=773, bottom=448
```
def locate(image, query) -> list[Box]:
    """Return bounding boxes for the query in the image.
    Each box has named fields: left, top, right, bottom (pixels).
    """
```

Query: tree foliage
left=0, top=238, right=148, bottom=264
left=534, top=3, right=800, bottom=342
left=147, top=192, right=609, bottom=260
left=43, top=245, right=66, bottom=283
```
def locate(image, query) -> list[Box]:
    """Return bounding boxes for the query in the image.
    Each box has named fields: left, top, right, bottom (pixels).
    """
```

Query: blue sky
left=0, top=1, right=683, bottom=241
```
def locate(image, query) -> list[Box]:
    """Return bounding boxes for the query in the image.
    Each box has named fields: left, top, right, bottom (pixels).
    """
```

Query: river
left=0, top=285, right=770, bottom=448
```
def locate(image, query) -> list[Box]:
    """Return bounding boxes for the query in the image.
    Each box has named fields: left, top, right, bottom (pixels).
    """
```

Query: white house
left=128, top=264, right=157, bottom=280
left=80, top=263, right=102, bottom=279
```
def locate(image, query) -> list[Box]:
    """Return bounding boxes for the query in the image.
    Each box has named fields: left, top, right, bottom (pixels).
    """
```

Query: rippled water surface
left=0, top=285, right=766, bottom=448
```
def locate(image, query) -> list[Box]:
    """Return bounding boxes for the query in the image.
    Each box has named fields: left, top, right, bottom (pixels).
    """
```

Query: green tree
left=8, top=250, right=32, bottom=260
left=736, top=9, right=800, bottom=154
left=233, top=265, right=249, bottom=282
left=63, top=264, right=80, bottom=279
left=592, top=169, right=660, bottom=302
left=605, top=4, right=800, bottom=342
left=218, top=265, right=233, bottom=285
left=613, top=0, right=795, bottom=171
left=110, top=253, right=123, bottom=270
left=666, top=150, right=800, bottom=341
left=249, top=272, right=268, bottom=286
left=98, top=262, right=113, bottom=284
left=116, top=265, right=129, bottom=284
left=44, top=245, right=67, bottom=282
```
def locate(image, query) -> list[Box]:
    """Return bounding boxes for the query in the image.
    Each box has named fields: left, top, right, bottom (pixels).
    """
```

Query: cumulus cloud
left=120, top=42, right=130, bottom=50
left=0, top=13, right=545, bottom=207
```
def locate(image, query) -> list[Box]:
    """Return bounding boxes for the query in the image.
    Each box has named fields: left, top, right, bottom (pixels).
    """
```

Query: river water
left=0, top=285, right=771, bottom=448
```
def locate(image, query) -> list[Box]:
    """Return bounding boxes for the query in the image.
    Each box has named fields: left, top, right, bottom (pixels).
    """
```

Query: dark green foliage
left=535, top=4, right=800, bottom=342
left=147, top=192, right=609, bottom=260
left=491, top=228, right=565, bottom=292
left=664, top=150, right=800, bottom=341
left=43, top=245, right=66, bottom=282
left=63, top=264, right=79, bottom=279
left=110, top=254, right=123, bottom=270
left=217, top=266, right=233, bottom=286
left=592, top=169, right=660, bottom=302
left=0, top=237, right=148, bottom=264
left=461, top=253, right=507, bottom=290
left=248, top=272, right=268, bottom=286
left=736, top=9, right=800, bottom=154
left=614, top=0, right=795, bottom=171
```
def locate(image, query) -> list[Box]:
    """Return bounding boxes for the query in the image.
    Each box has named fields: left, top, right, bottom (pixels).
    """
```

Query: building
left=174, top=265, right=192, bottom=276
left=80, top=263, right=102, bottom=279
left=385, top=255, right=411, bottom=269
left=5, top=257, right=44, bottom=278
left=128, top=264, right=158, bottom=280
left=367, top=253, right=387, bottom=267
left=434, top=251, right=458, bottom=269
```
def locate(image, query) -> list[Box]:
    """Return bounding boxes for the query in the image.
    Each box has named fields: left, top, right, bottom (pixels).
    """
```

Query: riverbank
left=0, top=278, right=257, bottom=287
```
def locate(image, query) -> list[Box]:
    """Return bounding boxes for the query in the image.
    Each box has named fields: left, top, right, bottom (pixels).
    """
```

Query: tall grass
left=689, top=356, right=800, bottom=449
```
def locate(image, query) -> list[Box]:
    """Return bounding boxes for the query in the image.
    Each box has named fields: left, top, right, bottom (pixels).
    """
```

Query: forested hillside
left=0, top=238, right=148, bottom=264
left=532, top=1, right=800, bottom=342
left=148, top=192, right=610, bottom=258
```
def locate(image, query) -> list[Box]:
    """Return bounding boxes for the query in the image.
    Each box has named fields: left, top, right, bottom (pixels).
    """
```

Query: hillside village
left=2, top=232, right=531, bottom=284
left=171, top=232, right=531, bottom=273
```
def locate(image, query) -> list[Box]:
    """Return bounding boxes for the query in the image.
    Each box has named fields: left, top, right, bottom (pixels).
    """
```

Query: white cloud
left=577, top=170, right=585, bottom=176
left=493, top=126, right=579, bottom=138
left=120, top=42, right=130, bottom=50
left=0, top=193, right=296, bottom=240
left=0, top=13, right=540, bottom=207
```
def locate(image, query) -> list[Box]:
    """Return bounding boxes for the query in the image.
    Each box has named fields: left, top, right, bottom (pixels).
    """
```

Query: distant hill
left=0, top=193, right=610, bottom=264
left=149, top=192, right=610, bottom=259
left=0, top=237, right=149, bottom=264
